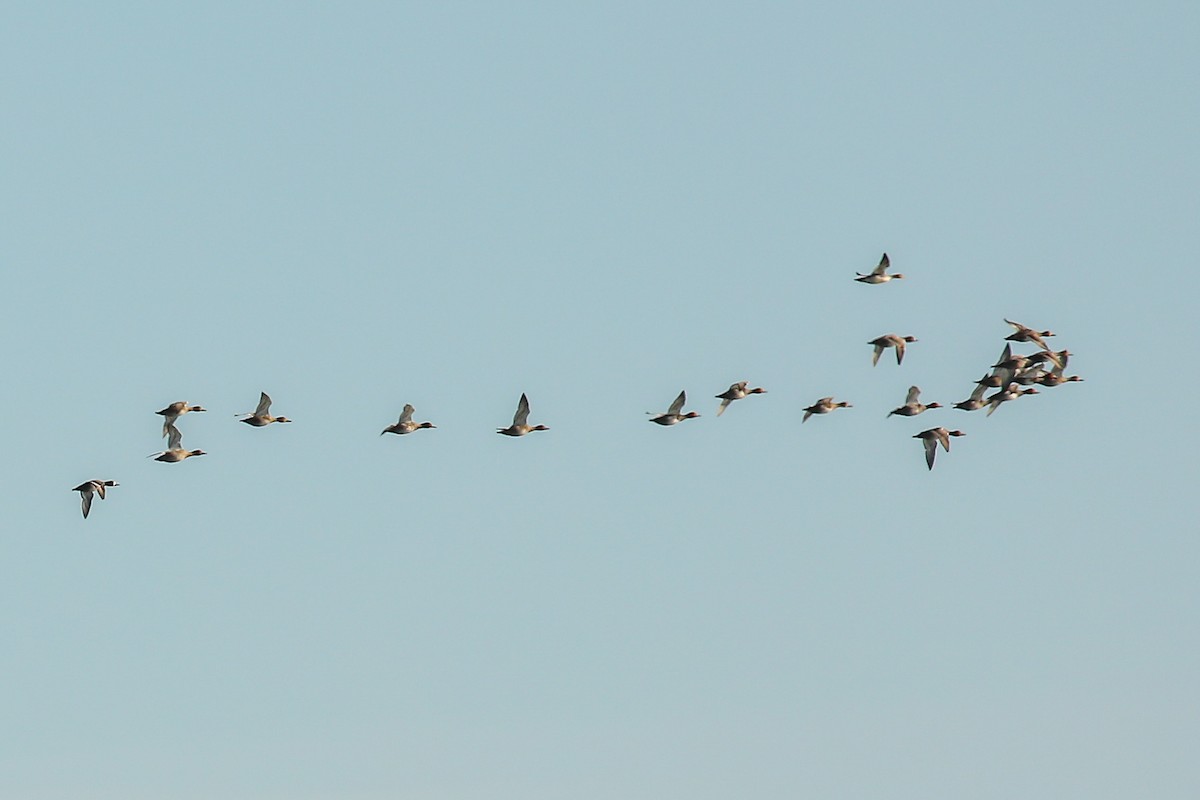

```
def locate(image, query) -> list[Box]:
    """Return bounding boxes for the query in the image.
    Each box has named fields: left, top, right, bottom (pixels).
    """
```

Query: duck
left=1038, top=370, right=1084, bottom=388
left=975, top=371, right=1011, bottom=389
left=992, top=351, right=1036, bottom=372
left=913, top=427, right=965, bottom=470
left=155, top=401, right=206, bottom=437
left=381, top=404, right=436, bottom=435
left=72, top=479, right=118, bottom=519
left=497, top=393, right=549, bottom=436
left=854, top=253, right=904, bottom=284
left=1013, top=366, right=1050, bottom=386
left=1037, top=352, right=1084, bottom=387
left=238, top=392, right=292, bottom=427
left=887, top=386, right=942, bottom=417
left=149, top=423, right=207, bottom=462
left=1004, top=318, right=1056, bottom=351
left=715, top=381, right=767, bottom=416
left=985, top=384, right=1039, bottom=416
left=994, top=348, right=1067, bottom=373
left=953, top=384, right=988, bottom=411
left=802, top=397, right=852, bottom=423
left=649, top=390, right=700, bottom=426
left=1036, top=348, right=1070, bottom=370
left=869, top=334, right=917, bottom=366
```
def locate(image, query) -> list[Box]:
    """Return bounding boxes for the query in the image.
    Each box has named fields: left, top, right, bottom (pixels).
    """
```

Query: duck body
left=152, top=449, right=207, bottom=463
left=1038, top=371, right=1083, bottom=387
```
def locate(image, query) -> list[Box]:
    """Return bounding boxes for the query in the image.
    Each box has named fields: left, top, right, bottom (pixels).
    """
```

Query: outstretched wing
left=923, top=438, right=937, bottom=470
left=872, top=252, right=890, bottom=276
left=993, top=343, right=1012, bottom=370
left=254, top=392, right=272, bottom=417
left=667, top=391, right=686, bottom=416
left=166, top=423, right=183, bottom=451
left=399, top=404, right=415, bottom=425
left=905, top=386, right=921, bottom=405
left=513, top=393, right=531, bottom=427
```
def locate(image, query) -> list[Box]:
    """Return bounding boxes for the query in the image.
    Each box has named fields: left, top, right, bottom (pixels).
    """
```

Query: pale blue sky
left=2, top=2, right=1198, bottom=798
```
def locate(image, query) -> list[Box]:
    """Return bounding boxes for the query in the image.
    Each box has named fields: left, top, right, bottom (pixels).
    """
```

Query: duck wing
left=513, top=393, right=531, bottom=427
left=667, top=391, right=686, bottom=416
left=254, top=392, right=272, bottom=417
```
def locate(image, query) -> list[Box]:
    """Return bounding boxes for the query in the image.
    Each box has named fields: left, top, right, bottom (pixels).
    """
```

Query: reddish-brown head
left=926, top=402, right=943, bottom=409
left=683, top=411, right=701, bottom=419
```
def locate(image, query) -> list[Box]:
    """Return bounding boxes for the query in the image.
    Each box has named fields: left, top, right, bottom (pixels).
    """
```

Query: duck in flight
left=855, top=253, right=904, bottom=284
left=155, top=401, right=206, bottom=437
left=649, top=390, right=700, bottom=426
left=238, top=392, right=292, bottom=427
left=887, top=386, right=941, bottom=417
left=381, top=404, right=436, bottom=435
left=72, top=479, right=118, bottom=519
left=714, top=381, right=766, bottom=417
left=802, top=396, right=851, bottom=423
left=913, top=427, right=965, bottom=470
left=149, top=423, right=207, bottom=462
left=869, top=334, right=918, bottom=366
left=497, top=393, right=549, bottom=436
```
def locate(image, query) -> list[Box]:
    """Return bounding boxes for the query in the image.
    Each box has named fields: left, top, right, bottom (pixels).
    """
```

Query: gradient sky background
left=3, top=2, right=1198, bottom=798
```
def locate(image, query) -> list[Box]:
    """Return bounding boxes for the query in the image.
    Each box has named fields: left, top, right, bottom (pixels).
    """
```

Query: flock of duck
left=70, top=254, right=1083, bottom=519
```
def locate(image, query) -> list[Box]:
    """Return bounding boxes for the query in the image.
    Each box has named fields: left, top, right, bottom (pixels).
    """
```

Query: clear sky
left=2, top=2, right=1198, bottom=798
